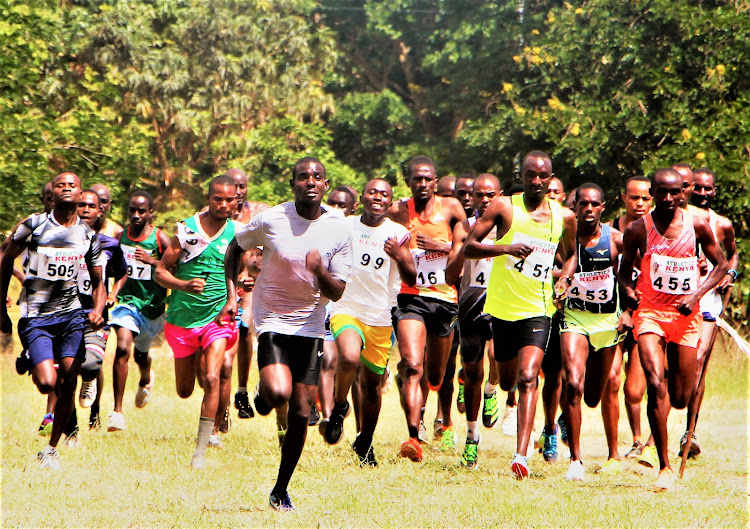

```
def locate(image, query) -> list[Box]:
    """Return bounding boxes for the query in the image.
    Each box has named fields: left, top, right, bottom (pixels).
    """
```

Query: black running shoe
left=234, top=391, right=255, bottom=419
left=89, top=405, right=101, bottom=431
left=308, top=402, right=320, bottom=426
left=269, top=491, right=294, bottom=511
left=15, top=350, right=32, bottom=375
left=252, top=385, right=272, bottom=416
left=324, top=401, right=349, bottom=445
left=352, top=434, right=377, bottom=467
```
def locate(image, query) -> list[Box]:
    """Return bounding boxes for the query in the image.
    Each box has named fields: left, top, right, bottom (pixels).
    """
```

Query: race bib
left=568, top=266, right=615, bottom=304
left=469, top=257, right=493, bottom=288
left=413, top=249, right=448, bottom=288
left=35, top=247, right=84, bottom=281
left=504, top=233, right=557, bottom=282
left=77, top=261, right=92, bottom=295
left=123, top=245, right=152, bottom=280
left=650, top=254, right=698, bottom=295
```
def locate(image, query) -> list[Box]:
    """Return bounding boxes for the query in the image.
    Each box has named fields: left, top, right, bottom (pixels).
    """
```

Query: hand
left=240, top=275, right=255, bottom=292
left=553, top=276, right=570, bottom=301
left=88, top=311, right=104, bottom=330
left=716, top=274, right=735, bottom=295
left=416, top=234, right=448, bottom=253
left=106, top=294, right=118, bottom=308
left=506, top=243, right=533, bottom=259
left=185, top=277, right=206, bottom=294
left=0, top=311, right=11, bottom=335
left=676, top=293, right=699, bottom=316
left=384, top=237, right=410, bottom=262
left=306, top=249, right=323, bottom=275
left=215, top=299, right=237, bottom=326
left=134, top=247, right=154, bottom=264
left=617, top=310, right=633, bottom=334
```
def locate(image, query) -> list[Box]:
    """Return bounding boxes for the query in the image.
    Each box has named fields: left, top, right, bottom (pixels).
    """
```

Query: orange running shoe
left=400, top=437, right=423, bottom=462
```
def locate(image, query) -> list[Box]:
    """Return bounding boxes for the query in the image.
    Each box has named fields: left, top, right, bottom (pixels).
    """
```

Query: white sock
left=237, top=386, right=247, bottom=394
left=466, top=422, right=479, bottom=442
left=484, top=382, right=497, bottom=396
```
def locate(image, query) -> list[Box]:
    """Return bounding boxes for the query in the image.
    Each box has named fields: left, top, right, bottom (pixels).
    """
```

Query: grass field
left=1, top=320, right=748, bottom=527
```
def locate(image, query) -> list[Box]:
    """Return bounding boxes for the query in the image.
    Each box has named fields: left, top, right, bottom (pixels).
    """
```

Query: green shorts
left=560, top=307, right=625, bottom=351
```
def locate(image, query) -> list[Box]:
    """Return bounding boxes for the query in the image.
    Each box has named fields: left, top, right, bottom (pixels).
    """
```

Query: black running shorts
left=257, top=332, right=324, bottom=386
left=393, top=294, right=458, bottom=338
left=492, top=315, right=551, bottom=362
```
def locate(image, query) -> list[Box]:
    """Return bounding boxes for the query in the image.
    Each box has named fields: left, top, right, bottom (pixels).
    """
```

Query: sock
left=484, top=382, right=497, bottom=396
left=237, top=386, right=247, bottom=394
left=195, top=416, right=213, bottom=455
left=466, top=422, right=479, bottom=442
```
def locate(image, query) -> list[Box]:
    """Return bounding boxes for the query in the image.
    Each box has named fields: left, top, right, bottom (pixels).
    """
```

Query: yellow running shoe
left=600, top=458, right=623, bottom=474
left=637, top=445, right=659, bottom=468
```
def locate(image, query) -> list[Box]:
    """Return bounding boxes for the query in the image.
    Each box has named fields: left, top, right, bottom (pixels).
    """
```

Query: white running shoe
left=501, top=406, right=517, bottom=437
left=208, top=434, right=224, bottom=449
left=565, top=459, right=585, bottom=481
left=135, top=370, right=154, bottom=408
left=79, top=379, right=97, bottom=408
left=107, top=411, right=126, bottom=432
left=38, top=447, right=60, bottom=470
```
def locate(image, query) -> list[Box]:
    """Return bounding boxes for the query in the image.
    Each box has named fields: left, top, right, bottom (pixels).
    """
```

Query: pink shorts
left=165, top=321, right=238, bottom=359
left=633, top=305, right=702, bottom=349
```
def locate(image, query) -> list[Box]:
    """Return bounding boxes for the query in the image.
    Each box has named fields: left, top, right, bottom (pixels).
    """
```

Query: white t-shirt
left=332, top=216, right=410, bottom=326
left=235, top=202, right=352, bottom=338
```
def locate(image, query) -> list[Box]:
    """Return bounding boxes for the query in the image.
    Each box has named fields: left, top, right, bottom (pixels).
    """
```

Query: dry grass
left=1, top=314, right=748, bottom=527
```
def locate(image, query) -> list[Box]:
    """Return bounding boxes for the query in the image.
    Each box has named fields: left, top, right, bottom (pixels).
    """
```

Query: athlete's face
left=291, top=161, right=328, bottom=205
left=91, top=185, right=113, bottom=217
left=651, top=173, right=684, bottom=212
left=621, top=180, right=651, bottom=219
left=232, top=173, right=248, bottom=204
left=361, top=180, right=393, bottom=219
left=207, top=183, right=237, bottom=220
left=408, top=164, right=437, bottom=201
left=574, top=188, right=604, bottom=227
left=545, top=178, right=565, bottom=204
left=691, top=172, right=715, bottom=209
left=454, top=178, right=475, bottom=213
left=472, top=179, right=500, bottom=217
left=326, top=190, right=355, bottom=216
left=41, top=183, right=54, bottom=213
left=673, top=166, right=694, bottom=207
left=128, top=196, right=152, bottom=230
left=52, top=173, right=81, bottom=206
left=78, top=191, right=101, bottom=228
left=521, top=157, right=552, bottom=200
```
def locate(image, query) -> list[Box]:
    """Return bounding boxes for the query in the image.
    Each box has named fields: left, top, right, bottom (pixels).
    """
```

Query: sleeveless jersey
left=567, top=223, right=618, bottom=314
left=485, top=194, right=564, bottom=321
left=117, top=225, right=167, bottom=319
left=636, top=209, right=699, bottom=309
left=697, top=208, right=723, bottom=315
left=167, top=215, right=241, bottom=328
left=100, top=218, right=122, bottom=239
left=332, top=216, right=410, bottom=326
left=459, top=216, right=496, bottom=315
left=13, top=212, right=101, bottom=318
left=400, top=196, right=457, bottom=304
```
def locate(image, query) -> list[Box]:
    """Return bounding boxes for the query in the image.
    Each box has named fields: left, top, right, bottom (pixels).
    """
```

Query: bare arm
left=215, top=238, right=245, bottom=325
left=384, top=235, right=417, bottom=287
left=445, top=220, right=470, bottom=286
left=716, top=218, right=738, bottom=295
left=677, top=218, right=728, bottom=315
left=153, top=236, right=206, bottom=294
left=0, top=241, right=23, bottom=333
left=464, top=197, right=533, bottom=259
left=306, top=249, right=346, bottom=301
left=618, top=221, right=644, bottom=311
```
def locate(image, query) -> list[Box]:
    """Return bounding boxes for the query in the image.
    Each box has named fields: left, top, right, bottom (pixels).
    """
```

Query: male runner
left=680, top=167, right=738, bottom=457
left=388, top=156, right=466, bottom=462
left=154, top=175, right=240, bottom=468
left=601, top=176, right=651, bottom=468
left=108, top=191, right=169, bottom=431
left=619, top=168, right=727, bottom=490
left=556, top=183, right=627, bottom=480
left=545, top=176, right=566, bottom=205
left=220, top=157, right=351, bottom=511
left=436, top=175, right=457, bottom=198
left=0, top=171, right=105, bottom=469
left=325, top=179, right=415, bottom=465
left=445, top=173, right=501, bottom=468
left=90, top=183, right=123, bottom=239
left=464, top=151, right=576, bottom=478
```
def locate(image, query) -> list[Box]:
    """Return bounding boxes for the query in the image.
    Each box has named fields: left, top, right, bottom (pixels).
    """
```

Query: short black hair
left=130, top=190, right=154, bottom=209
left=293, top=157, right=325, bottom=178
left=80, top=189, right=101, bottom=206
left=330, top=185, right=356, bottom=203
left=406, top=156, right=437, bottom=179
left=208, top=174, right=236, bottom=194
left=575, top=182, right=604, bottom=202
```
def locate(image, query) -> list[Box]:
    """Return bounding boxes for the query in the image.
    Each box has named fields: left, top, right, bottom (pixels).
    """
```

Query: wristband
left=727, top=269, right=738, bottom=281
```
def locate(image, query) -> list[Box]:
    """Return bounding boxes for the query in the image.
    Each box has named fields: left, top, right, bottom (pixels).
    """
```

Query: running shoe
left=637, top=445, right=659, bottom=468
left=324, top=401, right=349, bottom=445
left=557, top=414, right=569, bottom=446
left=269, top=491, right=295, bottom=511
left=208, top=433, right=223, bottom=449
left=653, top=468, right=676, bottom=492
left=37, top=447, right=60, bottom=470
left=624, top=440, right=644, bottom=458
left=440, top=427, right=456, bottom=452
left=538, top=425, right=558, bottom=462
left=308, top=402, right=320, bottom=426
left=678, top=432, right=701, bottom=459
left=600, top=458, right=623, bottom=474
left=191, top=451, right=206, bottom=469
left=15, top=350, right=32, bottom=375
left=456, top=374, right=466, bottom=414
left=482, top=389, right=500, bottom=428
left=79, top=379, right=97, bottom=408
left=564, top=459, right=585, bottom=481
left=511, top=453, right=529, bottom=479
left=501, top=406, right=517, bottom=437
left=63, top=432, right=80, bottom=448
left=460, top=439, right=479, bottom=470
left=400, top=438, right=423, bottom=462
left=107, top=411, right=126, bottom=432
left=433, top=419, right=444, bottom=441
left=89, top=406, right=101, bottom=431
left=277, top=429, right=287, bottom=448
left=252, top=385, right=272, bottom=416
left=352, top=435, right=378, bottom=467
left=134, top=369, right=154, bottom=408
left=417, top=419, right=429, bottom=445
left=234, top=391, right=255, bottom=419
left=38, top=413, right=54, bottom=437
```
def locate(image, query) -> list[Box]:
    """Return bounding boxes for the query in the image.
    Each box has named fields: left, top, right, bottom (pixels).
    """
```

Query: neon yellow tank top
left=484, top=194, right=564, bottom=321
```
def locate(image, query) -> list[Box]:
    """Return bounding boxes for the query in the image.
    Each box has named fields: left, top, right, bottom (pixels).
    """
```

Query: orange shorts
left=633, top=305, right=702, bottom=349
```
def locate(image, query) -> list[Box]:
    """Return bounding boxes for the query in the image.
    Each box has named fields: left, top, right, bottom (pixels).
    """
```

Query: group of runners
left=0, top=151, right=738, bottom=510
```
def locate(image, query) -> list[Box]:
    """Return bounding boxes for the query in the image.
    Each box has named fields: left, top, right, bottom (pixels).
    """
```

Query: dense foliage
left=2, top=0, right=747, bottom=324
